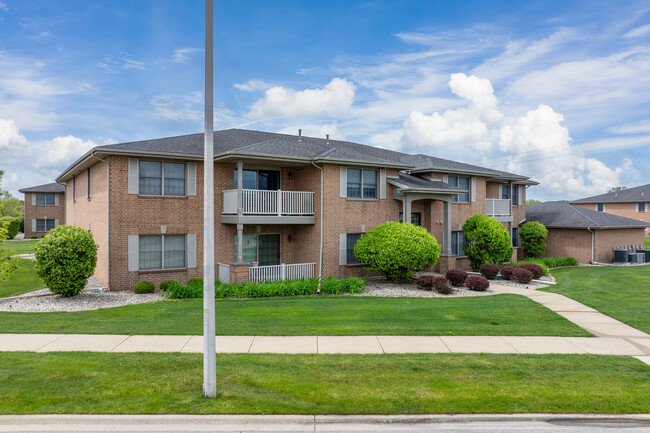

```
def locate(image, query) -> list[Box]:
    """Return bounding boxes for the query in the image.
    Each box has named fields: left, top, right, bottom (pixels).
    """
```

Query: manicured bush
left=519, top=221, right=548, bottom=258
left=462, top=214, right=514, bottom=271
left=188, top=278, right=203, bottom=287
left=159, top=280, right=177, bottom=292
left=465, top=275, right=490, bottom=291
left=417, top=275, right=436, bottom=290
left=34, top=225, right=98, bottom=297
left=166, top=281, right=203, bottom=299
left=446, top=269, right=468, bottom=286
left=499, top=264, right=517, bottom=280
left=512, top=259, right=549, bottom=276
left=353, top=222, right=441, bottom=280
left=134, top=281, right=155, bottom=294
left=542, top=256, right=578, bottom=267
left=512, top=268, right=533, bottom=284
left=0, top=223, right=17, bottom=284
left=479, top=263, right=499, bottom=279
left=0, top=216, right=21, bottom=239
left=30, top=235, right=38, bottom=239
left=519, top=263, right=543, bottom=280
left=433, top=276, right=453, bottom=294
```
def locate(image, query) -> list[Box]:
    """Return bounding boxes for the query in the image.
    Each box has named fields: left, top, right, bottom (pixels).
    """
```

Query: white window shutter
left=128, top=235, right=139, bottom=271
left=470, top=177, right=476, bottom=202
left=379, top=169, right=386, bottom=199
left=339, top=233, right=347, bottom=265
left=31, top=194, right=36, bottom=206
left=340, top=166, right=347, bottom=198
left=187, top=162, right=197, bottom=196
left=128, top=158, right=139, bottom=194
left=31, top=219, right=36, bottom=232
left=54, top=194, right=59, bottom=206
left=443, top=174, right=448, bottom=184
left=187, top=234, right=197, bottom=268
left=518, top=186, right=523, bottom=206
left=54, top=219, right=59, bottom=227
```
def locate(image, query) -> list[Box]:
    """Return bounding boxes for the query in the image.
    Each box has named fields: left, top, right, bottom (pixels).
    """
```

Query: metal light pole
left=203, top=0, right=217, bottom=399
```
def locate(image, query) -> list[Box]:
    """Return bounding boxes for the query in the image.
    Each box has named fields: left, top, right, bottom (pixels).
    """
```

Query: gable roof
left=525, top=201, right=649, bottom=229
left=57, top=128, right=535, bottom=184
left=570, top=184, right=650, bottom=204
left=18, top=182, right=66, bottom=194
left=387, top=173, right=466, bottom=194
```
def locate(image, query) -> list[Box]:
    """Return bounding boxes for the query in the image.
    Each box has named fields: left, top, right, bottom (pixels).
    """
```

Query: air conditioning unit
left=613, top=248, right=628, bottom=264
left=628, top=253, right=645, bottom=264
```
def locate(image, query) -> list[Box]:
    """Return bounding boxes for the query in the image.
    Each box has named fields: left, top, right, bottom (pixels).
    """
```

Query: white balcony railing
left=485, top=198, right=511, bottom=216
left=249, top=262, right=316, bottom=283
left=223, top=189, right=314, bottom=216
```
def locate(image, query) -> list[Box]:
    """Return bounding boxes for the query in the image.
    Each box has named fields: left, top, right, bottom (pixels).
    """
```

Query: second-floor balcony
left=485, top=198, right=512, bottom=220
left=221, top=189, right=315, bottom=225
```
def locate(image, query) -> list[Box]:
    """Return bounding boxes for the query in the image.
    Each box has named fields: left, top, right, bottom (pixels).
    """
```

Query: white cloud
left=33, top=135, right=97, bottom=169
left=607, top=119, right=650, bottom=135
left=172, top=48, right=202, bottom=63
left=150, top=95, right=202, bottom=122
left=402, top=73, right=502, bottom=152
left=0, top=118, right=27, bottom=149
left=624, top=24, right=650, bottom=38
left=122, top=59, right=145, bottom=70
left=234, top=80, right=273, bottom=92
left=249, top=78, right=356, bottom=119
left=0, top=2, right=7, bottom=12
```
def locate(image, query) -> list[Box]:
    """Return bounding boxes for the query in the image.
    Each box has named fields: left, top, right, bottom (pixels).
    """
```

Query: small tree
left=519, top=221, right=548, bottom=258
left=0, top=216, right=21, bottom=239
left=353, top=221, right=441, bottom=280
left=462, top=214, right=513, bottom=271
left=35, top=225, right=98, bottom=297
left=0, top=222, right=17, bottom=283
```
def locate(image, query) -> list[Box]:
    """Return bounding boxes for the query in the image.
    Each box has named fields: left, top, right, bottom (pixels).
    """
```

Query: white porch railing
left=485, top=198, right=511, bottom=216
left=223, top=189, right=314, bottom=216
left=249, top=262, right=315, bottom=283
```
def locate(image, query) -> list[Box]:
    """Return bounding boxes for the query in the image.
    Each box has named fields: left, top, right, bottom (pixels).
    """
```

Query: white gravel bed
left=352, top=279, right=497, bottom=298
left=0, top=277, right=166, bottom=312
left=486, top=274, right=552, bottom=289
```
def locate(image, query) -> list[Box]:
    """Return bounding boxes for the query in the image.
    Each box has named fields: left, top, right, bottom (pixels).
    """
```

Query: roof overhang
left=387, top=178, right=466, bottom=195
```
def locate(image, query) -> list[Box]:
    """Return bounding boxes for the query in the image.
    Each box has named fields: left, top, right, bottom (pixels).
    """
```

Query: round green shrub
left=519, top=222, right=548, bottom=258
left=30, top=235, right=38, bottom=239
left=465, top=275, right=490, bottom=291
left=462, top=215, right=514, bottom=271
left=34, top=225, right=98, bottom=297
left=446, top=269, right=468, bottom=286
left=159, top=280, right=177, bottom=292
left=0, top=216, right=21, bottom=239
left=353, top=222, right=441, bottom=281
left=134, top=281, right=155, bottom=294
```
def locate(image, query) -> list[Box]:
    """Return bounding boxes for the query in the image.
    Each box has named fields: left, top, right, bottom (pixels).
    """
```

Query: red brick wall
left=23, top=192, right=65, bottom=239
left=594, top=228, right=646, bottom=262
left=543, top=227, right=645, bottom=263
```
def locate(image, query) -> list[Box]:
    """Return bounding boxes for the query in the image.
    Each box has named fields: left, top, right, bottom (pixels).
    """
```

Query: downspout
left=587, top=227, right=594, bottom=263
left=311, top=160, right=323, bottom=294
left=92, top=154, right=110, bottom=289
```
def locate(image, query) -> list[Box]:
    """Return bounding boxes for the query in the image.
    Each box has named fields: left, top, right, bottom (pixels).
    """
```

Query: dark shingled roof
left=388, top=173, right=463, bottom=192
left=18, top=182, right=65, bottom=193
left=570, top=184, right=650, bottom=204
left=525, top=201, right=649, bottom=229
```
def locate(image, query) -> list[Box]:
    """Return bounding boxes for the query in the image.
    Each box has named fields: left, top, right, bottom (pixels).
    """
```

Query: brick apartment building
left=18, top=182, right=66, bottom=239
left=570, top=184, right=650, bottom=236
left=56, top=129, right=536, bottom=291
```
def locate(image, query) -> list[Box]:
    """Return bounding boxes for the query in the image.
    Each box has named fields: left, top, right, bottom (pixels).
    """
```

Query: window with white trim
left=511, top=227, right=519, bottom=247
left=138, top=234, right=186, bottom=270
left=139, top=161, right=186, bottom=196
left=451, top=231, right=467, bottom=256
left=35, top=193, right=55, bottom=206
left=36, top=219, right=56, bottom=232
left=511, top=185, right=518, bottom=206
left=233, top=169, right=280, bottom=190
left=596, top=203, right=605, bottom=212
left=499, top=184, right=510, bottom=200
left=447, top=176, right=470, bottom=202
left=638, top=203, right=647, bottom=213
left=347, top=168, right=377, bottom=199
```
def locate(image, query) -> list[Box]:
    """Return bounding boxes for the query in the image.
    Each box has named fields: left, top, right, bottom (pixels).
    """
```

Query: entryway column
left=237, top=223, right=244, bottom=263
left=442, top=199, right=452, bottom=256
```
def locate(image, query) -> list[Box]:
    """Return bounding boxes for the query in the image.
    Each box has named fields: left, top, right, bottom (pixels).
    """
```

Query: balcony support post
left=236, top=223, right=244, bottom=263
left=442, top=199, right=452, bottom=256
left=277, top=190, right=282, bottom=216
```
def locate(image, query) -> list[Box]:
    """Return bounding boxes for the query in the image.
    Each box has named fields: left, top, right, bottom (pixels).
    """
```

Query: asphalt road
left=1, top=415, right=649, bottom=433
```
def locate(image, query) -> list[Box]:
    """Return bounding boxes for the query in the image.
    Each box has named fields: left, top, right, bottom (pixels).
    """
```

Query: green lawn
left=0, top=352, right=647, bottom=414
left=646, top=236, right=650, bottom=249
left=0, top=258, right=46, bottom=298
left=6, top=239, right=38, bottom=255
left=0, top=294, right=590, bottom=336
left=543, top=265, right=650, bottom=333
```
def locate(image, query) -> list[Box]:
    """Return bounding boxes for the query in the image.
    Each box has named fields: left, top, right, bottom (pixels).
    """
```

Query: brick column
left=230, top=263, right=250, bottom=283
left=436, top=255, right=456, bottom=274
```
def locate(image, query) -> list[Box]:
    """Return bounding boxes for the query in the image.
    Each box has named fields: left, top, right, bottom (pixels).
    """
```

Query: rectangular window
left=511, top=227, right=519, bottom=247
left=596, top=203, right=605, bottom=212
left=139, top=234, right=186, bottom=270
left=500, top=184, right=510, bottom=200
left=347, top=168, right=377, bottom=199
left=638, top=203, right=647, bottom=212
left=346, top=233, right=363, bottom=264
left=447, top=176, right=470, bottom=202
left=233, top=234, right=281, bottom=266
left=398, top=212, right=421, bottom=226
left=451, top=231, right=467, bottom=256
left=233, top=169, right=280, bottom=190
left=35, top=193, right=55, bottom=206
left=139, top=161, right=186, bottom=196
left=512, top=184, right=518, bottom=206
left=36, top=219, right=56, bottom=232
left=87, top=167, right=92, bottom=199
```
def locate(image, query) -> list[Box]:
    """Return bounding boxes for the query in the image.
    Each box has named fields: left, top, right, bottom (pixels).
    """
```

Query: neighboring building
left=525, top=201, right=648, bottom=263
left=570, top=184, right=650, bottom=236
left=18, top=182, right=66, bottom=239
left=56, top=129, right=536, bottom=291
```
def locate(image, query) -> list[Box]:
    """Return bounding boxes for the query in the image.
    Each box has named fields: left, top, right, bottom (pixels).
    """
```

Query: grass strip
left=543, top=265, right=650, bottom=334
left=0, top=258, right=46, bottom=298
left=0, top=352, right=647, bottom=414
left=6, top=240, right=38, bottom=255
left=0, top=294, right=590, bottom=336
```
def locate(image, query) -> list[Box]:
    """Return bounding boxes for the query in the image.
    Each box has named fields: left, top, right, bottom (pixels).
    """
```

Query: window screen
left=139, top=235, right=162, bottom=270
left=139, top=161, right=162, bottom=195
left=448, top=176, right=470, bottom=202
left=35, top=193, right=55, bottom=206
left=347, top=169, right=362, bottom=198
left=346, top=233, right=363, bottom=264
left=164, top=163, right=185, bottom=196
left=164, top=235, right=186, bottom=268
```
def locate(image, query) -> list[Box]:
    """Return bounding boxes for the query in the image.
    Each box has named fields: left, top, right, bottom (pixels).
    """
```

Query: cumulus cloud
left=402, top=73, right=503, bottom=152
left=33, top=135, right=97, bottom=169
left=624, top=24, right=650, bottom=39
left=0, top=118, right=27, bottom=149
left=172, top=48, right=202, bottom=63
left=249, top=78, right=356, bottom=119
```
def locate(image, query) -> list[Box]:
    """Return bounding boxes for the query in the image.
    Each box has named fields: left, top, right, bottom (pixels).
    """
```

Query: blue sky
left=1, top=0, right=649, bottom=200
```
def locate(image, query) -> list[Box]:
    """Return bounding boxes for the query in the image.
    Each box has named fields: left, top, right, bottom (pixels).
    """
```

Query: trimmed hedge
left=462, top=214, right=513, bottom=270
left=134, top=281, right=155, bottom=294
left=446, top=269, right=468, bottom=287
left=159, top=280, right=177, bottom=292
left=417, top=275, right=436, bottom=290
left=499, top=265, right=517, bottom=280
left=479, top=263, right=499, bottom=279
left=0, top=216, right=21, bottom=239
left=465, top=275, right=490, bottom=291
left=519, top=263, right=543, bottom=280
left=519, top=221, right=548, bottom=258
left=433, top=277, right=453, bottom=294
left=512, top=268, right=533, bottom=284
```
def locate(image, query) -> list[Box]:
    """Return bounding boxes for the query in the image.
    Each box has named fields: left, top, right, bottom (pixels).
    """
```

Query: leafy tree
left=519, top=221, right=548, bottom=258
left=0, top=216, right=21, bottom=239
left=608, top=186, right=627, bottom=192
left=0, top=222, right=17, bottom=283
left=35, top=225, right=98, bottom=297
left=353, top=221, right=441, bottom=280
left=462, top=215, right=513, bottom=271
left=0, top=171, right=24, bottom=218
left=525, top=199, right=541, bottom=205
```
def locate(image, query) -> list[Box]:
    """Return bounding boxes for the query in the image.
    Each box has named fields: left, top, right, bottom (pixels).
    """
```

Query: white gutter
left=91, top=153, right=110, bottom=289
left=311, top=160, right=324, bottom=294
left=587, top=227, right=594, bottom=263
